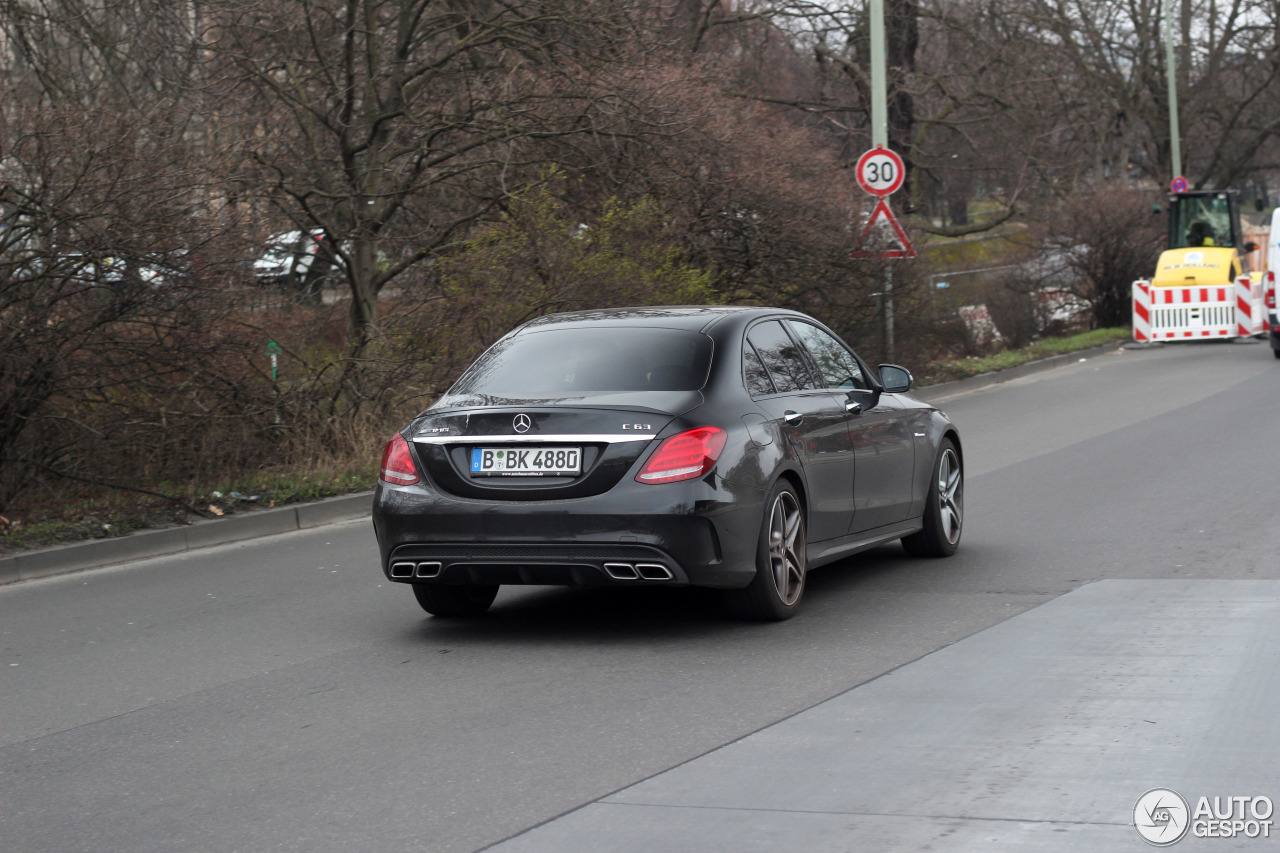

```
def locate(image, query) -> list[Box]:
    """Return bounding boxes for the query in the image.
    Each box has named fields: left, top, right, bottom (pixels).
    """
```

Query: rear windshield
left=451, top=327, right=713, bottom=396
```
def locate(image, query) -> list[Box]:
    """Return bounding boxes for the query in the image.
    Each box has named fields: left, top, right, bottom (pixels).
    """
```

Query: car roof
left=517, top=306, right=802, bottom=335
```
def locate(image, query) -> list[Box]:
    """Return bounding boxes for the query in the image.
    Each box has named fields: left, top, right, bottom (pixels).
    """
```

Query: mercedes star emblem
left=513, top=413, right=532, bottom=433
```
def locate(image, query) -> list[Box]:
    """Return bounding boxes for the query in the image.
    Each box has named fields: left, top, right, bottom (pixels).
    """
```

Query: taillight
left=379, top=434, right=420, bottom=485
left=636, top=427, right=727, bottom=485
left=1266, top=273, right=1276, bottom=309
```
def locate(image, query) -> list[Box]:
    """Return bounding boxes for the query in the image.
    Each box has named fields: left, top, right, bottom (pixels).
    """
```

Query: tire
left=1272, top=347, right=1280, bottom=360
left=727, top=481, right=807, bottom=621
left=411, top=583, right=499, bottom=617
left=902, top=438, right=963, bottom=557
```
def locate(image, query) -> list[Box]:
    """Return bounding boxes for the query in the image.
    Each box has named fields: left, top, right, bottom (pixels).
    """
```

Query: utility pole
left=1164, top=0, right=1182, bottom=179
left=870, top=0, right=888, bottom=148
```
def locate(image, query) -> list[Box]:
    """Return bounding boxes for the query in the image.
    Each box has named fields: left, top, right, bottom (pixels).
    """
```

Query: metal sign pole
left=869, top=0, right=891, bottom=357
left=885, top=265, right=895, bottom=363
left=266, top=340, right=282, bottom=425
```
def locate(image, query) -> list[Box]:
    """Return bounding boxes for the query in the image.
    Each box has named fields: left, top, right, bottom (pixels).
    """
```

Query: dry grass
left=916, top=327, right=1130, bottom=384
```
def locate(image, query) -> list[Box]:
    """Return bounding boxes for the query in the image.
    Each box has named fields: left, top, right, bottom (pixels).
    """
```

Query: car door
left=783, top=320, right=916, bottom=534
left=744, top=320, right=856, bottom=543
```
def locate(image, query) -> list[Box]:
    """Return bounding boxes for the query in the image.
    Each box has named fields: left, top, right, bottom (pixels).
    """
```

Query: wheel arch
left=773, top=467, right=809, bottom=521
left=942, top=428, right=963, bottom=469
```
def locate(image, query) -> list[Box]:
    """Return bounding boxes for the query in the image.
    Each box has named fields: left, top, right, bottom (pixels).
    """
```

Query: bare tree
left=1046, top=188, right=1165, bottom=327
left=0, top=93, right=248, bottom=510
left=1, top=0, right=204, bottom=102
left=917, top=0, right=1280, bottom=191
left=722, top=0, right=1277, bottom=237
left=200, top=0, right=668, bottom=351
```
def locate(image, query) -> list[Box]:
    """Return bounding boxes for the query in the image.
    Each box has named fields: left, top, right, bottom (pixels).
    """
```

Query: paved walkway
left=488, top=580, right=1280, bottom=852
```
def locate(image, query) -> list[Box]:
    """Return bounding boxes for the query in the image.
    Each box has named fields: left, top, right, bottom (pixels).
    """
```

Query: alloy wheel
left=768, top=490, right=806, bottom=605
left=938, top=447, right=963, bottom=545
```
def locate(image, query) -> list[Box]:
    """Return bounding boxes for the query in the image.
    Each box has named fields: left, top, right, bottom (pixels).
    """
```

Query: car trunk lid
left=410, top=396, right=696, bottom=500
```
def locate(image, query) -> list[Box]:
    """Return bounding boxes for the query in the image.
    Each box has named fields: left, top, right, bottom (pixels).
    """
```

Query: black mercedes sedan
left=373, top=306, right=962, bottom=620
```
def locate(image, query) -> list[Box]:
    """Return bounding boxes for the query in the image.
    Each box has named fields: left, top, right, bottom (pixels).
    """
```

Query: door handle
left=783, top=411, right=804, bottom=426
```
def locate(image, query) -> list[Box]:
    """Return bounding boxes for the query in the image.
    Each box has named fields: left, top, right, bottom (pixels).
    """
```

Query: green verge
left=0, top=465, right=377, bottom=554
left=917, top=328, right=1130, bottom=385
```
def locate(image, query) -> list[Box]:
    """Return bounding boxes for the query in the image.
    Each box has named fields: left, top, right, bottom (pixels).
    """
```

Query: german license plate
left=470, top=446, right=581, bottom=477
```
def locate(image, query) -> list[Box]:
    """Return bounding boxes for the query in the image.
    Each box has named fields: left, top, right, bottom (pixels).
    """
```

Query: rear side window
left=451, top=327, right=713, bottom=396
left=746, top=321, right=817, bottom=393
left=743, top=342, right=776, bottom=397
left=786, top=321, right=868, bottom=390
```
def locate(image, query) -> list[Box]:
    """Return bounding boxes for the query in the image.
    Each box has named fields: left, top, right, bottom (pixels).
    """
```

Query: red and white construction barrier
left=1132, top=278, right=1264, bottom=341
left=1132, top=281, right=1152, bottom=342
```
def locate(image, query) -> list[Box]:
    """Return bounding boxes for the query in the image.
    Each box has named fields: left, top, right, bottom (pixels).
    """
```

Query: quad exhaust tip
left=604, top=562, right=639, bottom=580
left=604, top=562, right=673, bottom=581
left=636, top=563, right=674, bottom=581
left=390, top=561, right=442, bottom=579
left=413, top=562, right=442, bottom=579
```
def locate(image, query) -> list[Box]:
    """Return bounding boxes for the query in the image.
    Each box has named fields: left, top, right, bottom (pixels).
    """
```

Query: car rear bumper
left=372, top=477, right=764, bottom=590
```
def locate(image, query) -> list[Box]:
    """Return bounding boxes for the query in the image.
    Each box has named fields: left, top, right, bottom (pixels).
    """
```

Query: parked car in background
left=373, top=306, right=963, bottom=621
left=252, top=229, right=341, bottom=298
left=6, top=251, right=187, bottom=292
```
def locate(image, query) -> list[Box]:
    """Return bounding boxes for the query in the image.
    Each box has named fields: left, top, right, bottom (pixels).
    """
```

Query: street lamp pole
left=870, top=0, right=888, bottom=148
left=1164, top=0, right=1182, bottom=179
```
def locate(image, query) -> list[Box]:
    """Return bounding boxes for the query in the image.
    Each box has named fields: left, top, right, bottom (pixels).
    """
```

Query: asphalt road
left=2, top=340, right=1277, bottom=853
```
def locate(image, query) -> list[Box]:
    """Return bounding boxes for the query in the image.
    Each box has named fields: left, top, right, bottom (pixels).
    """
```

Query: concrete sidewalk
left=487, top=580, right=1280, bottom=852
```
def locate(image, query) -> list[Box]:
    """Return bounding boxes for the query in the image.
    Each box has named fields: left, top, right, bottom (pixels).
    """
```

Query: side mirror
left=1243, top=241, right=1259, bottom=254
left=878, top=364, right=913, bottom=394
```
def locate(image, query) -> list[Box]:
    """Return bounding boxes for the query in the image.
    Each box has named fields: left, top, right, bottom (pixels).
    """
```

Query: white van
left=253, top=229, right=341, bottom=293
left=1268, top=208, right=1279, bottom=359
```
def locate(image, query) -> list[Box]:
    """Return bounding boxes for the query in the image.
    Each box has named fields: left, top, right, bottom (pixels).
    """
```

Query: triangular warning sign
left=849, top=198, right=916, bottom=259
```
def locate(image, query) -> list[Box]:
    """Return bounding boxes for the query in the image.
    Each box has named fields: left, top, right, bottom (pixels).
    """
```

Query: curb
left=0, top=492, right=373, bottom=586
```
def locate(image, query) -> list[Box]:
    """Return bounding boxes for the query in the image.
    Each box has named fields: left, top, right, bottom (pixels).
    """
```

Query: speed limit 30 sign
left=856, top=146, right=905, bottom=197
